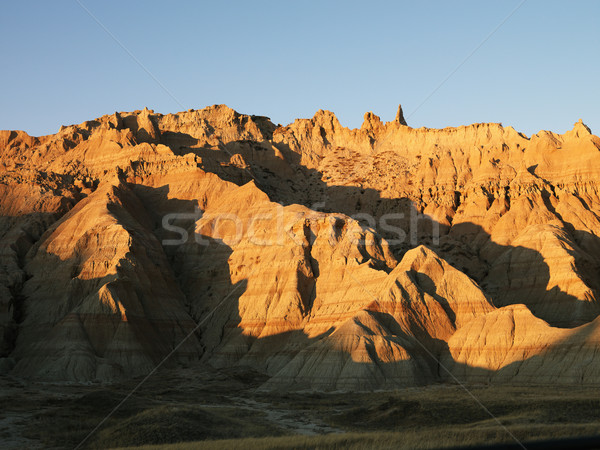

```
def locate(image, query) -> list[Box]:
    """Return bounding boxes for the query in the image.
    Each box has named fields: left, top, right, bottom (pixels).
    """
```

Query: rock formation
left=1, top=104, right=600, bottom=390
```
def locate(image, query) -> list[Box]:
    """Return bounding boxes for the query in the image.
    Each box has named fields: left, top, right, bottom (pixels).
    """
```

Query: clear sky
left=1, top=0, right=598, bottom=137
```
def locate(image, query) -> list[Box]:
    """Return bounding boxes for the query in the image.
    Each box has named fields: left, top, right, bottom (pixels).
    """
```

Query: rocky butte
left=1, top=104, right=600, bottom=390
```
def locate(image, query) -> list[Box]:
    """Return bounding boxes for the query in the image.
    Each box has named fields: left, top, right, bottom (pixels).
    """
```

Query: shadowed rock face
left=2, top=104, right=600, bottom=389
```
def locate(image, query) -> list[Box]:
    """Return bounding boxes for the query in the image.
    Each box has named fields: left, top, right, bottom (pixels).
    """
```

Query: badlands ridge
left=1, top=105, right=600, bottom=390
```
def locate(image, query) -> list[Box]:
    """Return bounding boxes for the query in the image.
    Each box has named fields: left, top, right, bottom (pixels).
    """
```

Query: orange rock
left=1, top=105, right=600, bottom=389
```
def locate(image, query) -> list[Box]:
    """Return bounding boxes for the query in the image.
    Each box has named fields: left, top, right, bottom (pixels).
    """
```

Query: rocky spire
left=395, top=104, right=407, bottom=126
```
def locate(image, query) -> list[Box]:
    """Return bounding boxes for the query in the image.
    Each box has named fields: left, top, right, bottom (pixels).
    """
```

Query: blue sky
left=1, top=0, right=598, bottom=137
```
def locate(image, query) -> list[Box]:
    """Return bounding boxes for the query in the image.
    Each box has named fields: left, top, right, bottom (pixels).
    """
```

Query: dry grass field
left=3, top=364, right=600, bottom=449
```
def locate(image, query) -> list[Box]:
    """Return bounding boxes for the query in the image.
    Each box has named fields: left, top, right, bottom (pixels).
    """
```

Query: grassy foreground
left=3, top=366, right=600, bottom=449
left=97, top=383, right=600, bottom=449
left=115, top=424, right=600, bottom=450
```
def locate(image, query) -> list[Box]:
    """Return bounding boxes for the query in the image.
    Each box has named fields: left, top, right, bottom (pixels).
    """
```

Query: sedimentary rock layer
left=1, top=105, right=600, bottom=389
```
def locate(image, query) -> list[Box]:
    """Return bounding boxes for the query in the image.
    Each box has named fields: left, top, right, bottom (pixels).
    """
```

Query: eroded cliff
left=1, top=104, right=600, bottom=389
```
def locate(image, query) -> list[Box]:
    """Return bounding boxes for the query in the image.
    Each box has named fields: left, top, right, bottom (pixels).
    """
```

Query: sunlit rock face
left=2, top=104, right=600, bottom=389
